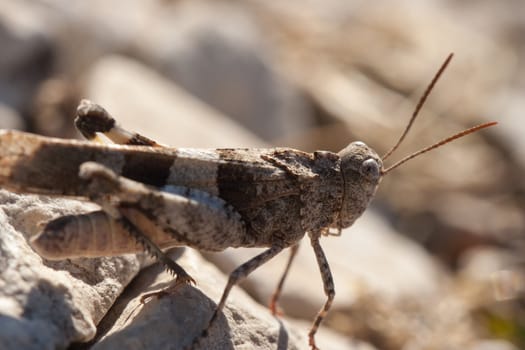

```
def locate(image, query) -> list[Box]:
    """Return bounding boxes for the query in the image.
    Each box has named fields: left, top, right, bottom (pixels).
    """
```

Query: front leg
left=71, top=161, right=196, bottom=285
left=307, top=231, right=335, bottom=350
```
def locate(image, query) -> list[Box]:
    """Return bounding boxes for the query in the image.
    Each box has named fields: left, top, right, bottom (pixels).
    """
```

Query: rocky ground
left=0, top=1, right=524, bottom=349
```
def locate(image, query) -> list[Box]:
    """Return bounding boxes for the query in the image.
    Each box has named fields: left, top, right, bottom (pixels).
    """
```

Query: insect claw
left=269, top=299, right=284, bottom=316
left=176, top=274, right=196, bottom=286
left=309, top=334, right=320, bottom=350
left=139, top=274, right=194, bottom=304
left=140, top=290, right=169, bottom=304
left=322, top=227, right=341, bottom=237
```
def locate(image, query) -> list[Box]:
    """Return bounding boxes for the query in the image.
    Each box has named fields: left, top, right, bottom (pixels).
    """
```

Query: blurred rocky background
left=0, top=0, right=524, bottom=349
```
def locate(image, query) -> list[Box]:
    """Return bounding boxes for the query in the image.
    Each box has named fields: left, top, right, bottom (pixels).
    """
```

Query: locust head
left=333, top=53, right=497, bottom=231
left=337, top=141, right=382, bottom=228
left=335, top=120, right=495, bottom=230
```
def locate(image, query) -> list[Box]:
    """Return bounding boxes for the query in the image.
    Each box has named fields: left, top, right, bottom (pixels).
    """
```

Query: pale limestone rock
left=0, top=3, right=55, bottom=115
left=0, top=190, right=142, bottom=349
left=93, top=249, right=374, bottom=350
left=82, top=55, right=266, bottom=149
left=470, top=340, right=519, bottom=350
left=132, top=1, right=315, bottom=141
left=0, top=103, right=24, bottom=130
left=1, top=0, right=314, bottom=142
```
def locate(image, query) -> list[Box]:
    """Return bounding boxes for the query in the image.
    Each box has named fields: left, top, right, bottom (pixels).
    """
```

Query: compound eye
left=360, top=158, right=380, bottom=180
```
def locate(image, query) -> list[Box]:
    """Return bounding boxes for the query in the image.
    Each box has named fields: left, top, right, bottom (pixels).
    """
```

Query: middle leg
left=307, top=231, right=336, bottom=350
left=76, top=162, right=247, bottom=291
left=190, top=245, right=284, bottom=349
left=269, top=243, right=300, bottom=315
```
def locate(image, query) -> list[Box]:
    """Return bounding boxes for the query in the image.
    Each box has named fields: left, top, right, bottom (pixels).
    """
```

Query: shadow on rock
left=0, top=279, right=83, bottom=350
left=93, top=285, right=234, bottom=350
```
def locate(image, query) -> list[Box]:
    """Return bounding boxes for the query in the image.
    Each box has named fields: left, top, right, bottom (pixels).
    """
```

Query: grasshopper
left=0, top=53, right=496, bottom=349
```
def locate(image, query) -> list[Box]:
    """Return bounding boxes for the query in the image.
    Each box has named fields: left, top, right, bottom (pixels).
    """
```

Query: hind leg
left=75, top=99, right=164, bottom=147
left=76, top=161, right=246, bottom=289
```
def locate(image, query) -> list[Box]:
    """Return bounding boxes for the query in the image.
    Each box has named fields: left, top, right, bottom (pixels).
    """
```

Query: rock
left=92, top=249, right=372, bottom=350
left=0, top=3, right=54, bottom=116
left=288, top=319, right=377, bottom=350
left=0, top=103, right=24, bottom=130
left=82, top=55, right=266, bottom=148
left=0, top=190, right=142, bottom=350
left=133, top=1, right=315, bottom=141
left=4, top=0, right=314, bottom=142
left=331, top=291, right=477, bottom=350
left=458, top=247, right=521, bottom=287
left=495, top=88, right=525, bottom=167
left=31, top=78, right=80, bottom=138
left=470, top=340, right=519, bottom=350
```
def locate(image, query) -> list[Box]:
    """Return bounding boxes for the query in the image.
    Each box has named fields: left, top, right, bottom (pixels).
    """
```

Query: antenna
left=381, top=121, right=497, bottom=174
left=379, top=52, right=497, bottom=174
left=382, top=53, right=454, bottom=161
